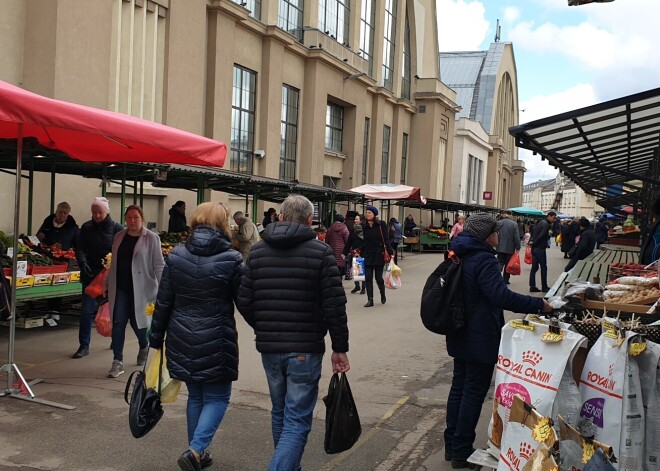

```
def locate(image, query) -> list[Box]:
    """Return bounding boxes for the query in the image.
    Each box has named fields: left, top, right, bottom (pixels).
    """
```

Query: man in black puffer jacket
left=237, top=194, right=349, bottom=471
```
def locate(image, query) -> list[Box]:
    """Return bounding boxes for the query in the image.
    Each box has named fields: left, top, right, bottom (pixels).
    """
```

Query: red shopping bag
left=524, top=246, right=533, bottom=265
left=95, top=302, right=112, bottom=337
left=505, top=250, right=521, bottom=276
left=84, top=268, right=108, bottom=298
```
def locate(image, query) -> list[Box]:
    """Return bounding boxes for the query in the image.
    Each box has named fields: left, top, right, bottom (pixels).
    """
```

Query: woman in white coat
left=106, top=205, right=164, bottom=378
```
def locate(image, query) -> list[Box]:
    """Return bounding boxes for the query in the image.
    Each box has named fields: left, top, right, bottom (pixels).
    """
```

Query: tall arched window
left=359, top=0, right=375, bottom=76
left=319, top=0, right=350, bottom=45
left=401, top=12, right=411, bottom=100
left=382, top=0, right=397, bottom=91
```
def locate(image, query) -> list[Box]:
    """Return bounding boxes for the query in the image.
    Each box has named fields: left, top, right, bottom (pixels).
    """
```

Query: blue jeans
left=78, top=283, right=96, bottom=348
left=444, top=358, right=495, bottom=461
left=111, top=289, right=148, bottom=362
left=186, top=381, right=233, bottom=456
left=529, top=247, right=548, bottom=288
left=262, top=352, right=323, bottom=471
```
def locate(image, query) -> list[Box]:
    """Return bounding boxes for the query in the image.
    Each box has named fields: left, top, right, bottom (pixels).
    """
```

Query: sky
left=437, top=0, right=660, bottom=184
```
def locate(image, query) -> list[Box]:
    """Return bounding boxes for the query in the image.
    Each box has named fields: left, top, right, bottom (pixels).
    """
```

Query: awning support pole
left=27, top=161, right=34, bottom=234
left=120, top=164, right=127, bottom=224
left=50, top=164, right=56, bottom=215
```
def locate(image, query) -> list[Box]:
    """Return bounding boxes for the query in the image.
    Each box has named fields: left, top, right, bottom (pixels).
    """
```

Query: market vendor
left=168, top=200, right=189, bottom=233
left=232, top=211, right=260, bottom=262
left=36, top=202, right=78, bottom=249
left=404, top=214, right=417, bottom=236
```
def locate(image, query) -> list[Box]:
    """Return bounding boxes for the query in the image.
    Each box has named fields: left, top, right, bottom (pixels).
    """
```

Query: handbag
left=323, top=372, right=362, bottom=454
left=505, top=250, right=521, bottom=276
left=124, top=349, right=164, bottom=438
left=378, top=224, right=391, bottom=264
left=524, top=245, right=533, bottom=265
left=146, top=347, right=182, bottom=404
left=95, top=301, right=112, bottom=337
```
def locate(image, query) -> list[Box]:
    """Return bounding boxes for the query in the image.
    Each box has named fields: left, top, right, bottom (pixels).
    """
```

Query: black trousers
left=364, top=264, right=385, bottom=299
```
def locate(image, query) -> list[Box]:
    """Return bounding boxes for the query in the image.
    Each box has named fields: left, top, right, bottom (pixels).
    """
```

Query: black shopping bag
left=323, top=372, right=361, bottom=454
left=124, top=351, right=164, bottom=438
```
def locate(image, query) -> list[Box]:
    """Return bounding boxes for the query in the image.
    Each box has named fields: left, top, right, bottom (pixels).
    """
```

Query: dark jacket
left=560, top=223, right=574, bottom=253
left=640, top=220, right=660, bottom=265
left=37, top=214, right=78, bottom=249
left=76, top=216, right=123, bottom=283
left=389, top=220, right=403, bottom=244
left=149, top=226, right=243, bottom=383
left=447, top=232, right=544, bottom=364
left=236, top=221, right=348, bottom=354
left=343, top=232, right=366, bottom=256
left=595, top=222, right=609, bottom=244
left=564, top=227, right=596, bottom=272
left=168, top=207, right=187, bottom=233
left=326, top=221, right=350, bottom=268
left=362, top=219, right=393, bottom=266
left=530, top=218, right=551, bottom=249
left=404, top=218, right=417, bottom=236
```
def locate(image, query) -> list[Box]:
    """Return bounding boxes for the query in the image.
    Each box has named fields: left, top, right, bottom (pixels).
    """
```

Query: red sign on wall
left=483, top=191, right=493, bottom=200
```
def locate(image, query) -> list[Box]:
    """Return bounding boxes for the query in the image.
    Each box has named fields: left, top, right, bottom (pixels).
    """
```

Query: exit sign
left=483, top=191, right=493, bottom=200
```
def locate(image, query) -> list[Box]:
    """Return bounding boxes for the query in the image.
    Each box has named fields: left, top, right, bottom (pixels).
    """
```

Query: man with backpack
left=440, top=213, right=552, bottom=469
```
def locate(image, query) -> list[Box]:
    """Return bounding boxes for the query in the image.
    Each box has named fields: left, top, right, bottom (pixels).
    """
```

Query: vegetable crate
left=607, top=263, right=656, bottom=283
left=29, top=262, right=68, bottom=275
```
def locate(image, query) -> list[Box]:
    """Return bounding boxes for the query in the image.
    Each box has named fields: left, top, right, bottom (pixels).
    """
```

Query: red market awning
left=350, top=183, right=427, bottom=204
left=0, top=80, right=226, bottom=166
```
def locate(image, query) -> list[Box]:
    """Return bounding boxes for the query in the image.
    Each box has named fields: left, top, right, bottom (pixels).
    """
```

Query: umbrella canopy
left=619, top=205, right=642, bottom=215
left=508, top=206, right=545, bottom=217
left=603, top=212, right=620, bottom=220
left=350, top=183, right=426, bottom=203
left=0, top=80, right=226, bottom=166
left=556, top=213, right=574, bottom=219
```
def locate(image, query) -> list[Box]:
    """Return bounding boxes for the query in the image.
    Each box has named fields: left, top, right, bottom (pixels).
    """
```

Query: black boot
left=350, top=285, right=360, bottom=293
left=364, top=299, right=374, bottom=307
left=378, top=284, right=386, bottom=304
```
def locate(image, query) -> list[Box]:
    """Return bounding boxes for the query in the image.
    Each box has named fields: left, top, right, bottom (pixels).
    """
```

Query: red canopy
left=0, top=80, right=226, bottom=166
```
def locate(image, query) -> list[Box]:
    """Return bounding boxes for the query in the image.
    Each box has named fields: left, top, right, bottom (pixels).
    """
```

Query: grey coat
left=107, top=227, right=165, bottom=329
left=496, top=217, right=521, bottom=255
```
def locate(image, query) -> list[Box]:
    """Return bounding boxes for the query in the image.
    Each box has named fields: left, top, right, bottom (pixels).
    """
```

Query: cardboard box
left=0, top=317, right=44, bottom=329
left=33, top=273, right=54, bottom=286
left=68, top=271, right=80, bottom=282
left=51, top=273, right=71, bottom=285
left=581, top=297, right=659, bottom=315
left=5, top=275, right=35, bottom=288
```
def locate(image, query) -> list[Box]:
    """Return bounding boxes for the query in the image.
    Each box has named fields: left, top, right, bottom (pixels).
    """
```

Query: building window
left=280, top=85, right=299, bottom=181
left=381, top=125, right=391, bottom=183
left=110, top=0, right=167, bottom=122
left=466, top=155, right=483, bottom=204
left=231, top=65, right=256, bottom=174
left=319, top=0, right=349, bottom=45
left=362, top=118, right=370, bottom=184
left=359, top=0, right=375, bottom=76
left=323, top=175, right=340, bottom=188
left=233, top=0, right=261, bottom=19
left=382, top=0, right=397, bottom=91
left=325, top=104, right=344, bottom=152
left=401, top=12, right=411, bottom=100
left=278, top=0, right=304, bottom=41
left=400, top=133, right=408, bottom=184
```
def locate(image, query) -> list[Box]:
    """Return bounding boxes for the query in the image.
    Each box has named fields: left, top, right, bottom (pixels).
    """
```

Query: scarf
left=353, top=223, right=364, bottom=240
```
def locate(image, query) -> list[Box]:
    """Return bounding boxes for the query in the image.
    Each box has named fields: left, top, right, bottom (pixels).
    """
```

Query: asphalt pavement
left=0, top=243, right=568, bottom=471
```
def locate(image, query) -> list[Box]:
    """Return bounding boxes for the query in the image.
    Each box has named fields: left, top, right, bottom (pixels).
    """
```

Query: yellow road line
left=321, top=395, right=410, bottom=471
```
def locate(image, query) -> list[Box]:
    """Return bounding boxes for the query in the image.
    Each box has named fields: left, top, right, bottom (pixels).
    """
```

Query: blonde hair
left=190, top=202, right=231, bottom=234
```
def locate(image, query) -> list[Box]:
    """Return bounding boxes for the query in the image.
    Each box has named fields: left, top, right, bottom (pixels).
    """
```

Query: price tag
left=630, top=341, right=647, bottom=357
left=532, top=417, right=554, bottom=444
left=7, top=248, right=13, bottom=258
left=27, top=236, right=41, bottom=246
left=16, top=261, right=28, bottom=277
left=542, top=330, right=565, bottom=343
left=581, top=438, right=595, bottom=464
left=510, top=320, right=535, bottom=331
left=527, top=314, right=544, bottom=324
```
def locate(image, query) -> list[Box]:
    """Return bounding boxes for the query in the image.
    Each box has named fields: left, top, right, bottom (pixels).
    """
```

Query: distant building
left=440, top=42, right=525, bottom=208
left=524, top=174, right=603, bottom=217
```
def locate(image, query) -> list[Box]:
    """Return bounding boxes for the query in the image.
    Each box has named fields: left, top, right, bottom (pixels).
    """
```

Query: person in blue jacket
left=444, top=213, right=552, bottom=469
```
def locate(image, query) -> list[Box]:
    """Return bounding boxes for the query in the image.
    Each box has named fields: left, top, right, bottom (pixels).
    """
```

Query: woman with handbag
left=149, top=202, right=243, bottom=471
left=106, top=205, right=165, bottom=378
left=361, top=206, right=393, bottom=308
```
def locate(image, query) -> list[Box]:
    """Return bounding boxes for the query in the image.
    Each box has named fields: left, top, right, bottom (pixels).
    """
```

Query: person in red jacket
left=325, top=214, right=350, bottom=276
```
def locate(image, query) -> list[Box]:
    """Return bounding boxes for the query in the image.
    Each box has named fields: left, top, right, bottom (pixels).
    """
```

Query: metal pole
left=101, top=165, right=107, bottom=197
left=27, top=162, right=34, bottom=234
left=120, top=164, right=126, bottom=224
left=197, top=176, right=205, bottom=205
left=50, top=164, right=56, bottom=214
left=139, top=177, right=144, bottom=208
left=133, top=176, right=138, bottom=204
left=252, top=187, right=259, bottom=223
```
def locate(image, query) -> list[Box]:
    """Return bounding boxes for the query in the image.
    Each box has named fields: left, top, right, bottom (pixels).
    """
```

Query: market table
left=417, top=233, right=449, bottom=253
left=14, top=282, right=81, bottom=301
left=545, top=249, right=640, bottom=298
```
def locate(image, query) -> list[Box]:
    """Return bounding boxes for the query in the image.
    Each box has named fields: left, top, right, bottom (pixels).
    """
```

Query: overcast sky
left=437, top=0, right=660, bottom=184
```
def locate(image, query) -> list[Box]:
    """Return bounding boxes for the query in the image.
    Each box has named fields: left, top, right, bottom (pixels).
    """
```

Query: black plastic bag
left=124, top=351, right=163, bottom=438
left=323, top=372, right=361, bottom=454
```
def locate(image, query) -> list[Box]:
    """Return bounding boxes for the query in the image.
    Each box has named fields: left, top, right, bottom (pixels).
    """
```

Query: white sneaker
left=108, top=360, right=124, bottom=378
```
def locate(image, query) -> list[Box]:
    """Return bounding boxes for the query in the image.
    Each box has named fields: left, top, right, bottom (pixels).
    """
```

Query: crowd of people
left=20, top=193, right=660, bottom=471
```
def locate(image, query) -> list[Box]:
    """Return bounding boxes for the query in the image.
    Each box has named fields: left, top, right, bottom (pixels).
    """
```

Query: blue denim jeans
left=78, top=283, right=96, bottom=348
left=262, top=352, right=323, bottom=471
left=444, top=358, right=495, bottom=461
left=529, top=247, right=548, bottom=289
left=111, top=289, right=148, bottom=362
left=186, top=381, right=233, bottom=456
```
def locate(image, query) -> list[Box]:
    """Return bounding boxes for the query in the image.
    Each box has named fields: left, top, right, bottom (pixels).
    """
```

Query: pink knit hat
left=91, top=196, right=110, bottom=214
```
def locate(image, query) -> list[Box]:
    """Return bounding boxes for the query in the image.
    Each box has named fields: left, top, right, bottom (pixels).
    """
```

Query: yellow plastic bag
left=145, top=347, right=181, bottom=404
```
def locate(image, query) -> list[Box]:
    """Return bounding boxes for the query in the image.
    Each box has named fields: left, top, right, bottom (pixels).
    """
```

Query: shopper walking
left=150, top=202, right=243, bottom=471
left=445, top=214, right=552, bottom=469
left=496, top=210, right=521, bottom=285
left=564, top=217, right=596, bottom=272
left=595, top=217, right=609, bottom=249
left=344, top=214, right=366, bottom=294
left=449, top=214, right=465, bottom=240
left=325, top=214, right=350, bottom=276
left=389, top=217, right=403, bottom=264
left=106, top=205, right=164, bottom=378
left=237, top=194, right=349, bottom=471
left=72, top=197, right=123, bottom=359
left=362, top=205, right=393, bottom=307
left=232, top=211, right=260, bottom=262
left=262, top=207, right=277, bottom=229
left=528, top=211, right=557, bottom=292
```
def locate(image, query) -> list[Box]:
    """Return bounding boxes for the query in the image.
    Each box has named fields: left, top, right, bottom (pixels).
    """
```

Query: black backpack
left=420, top=252, right=474, bottom=335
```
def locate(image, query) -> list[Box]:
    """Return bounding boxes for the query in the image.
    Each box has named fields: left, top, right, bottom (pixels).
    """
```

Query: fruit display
left=159, top=232, right=188, bottom=244
left=161, top=241, right=175, bottom=257
left=608, top=262, right=656, bottom=282
left=422, top=227, right=449, bottom=239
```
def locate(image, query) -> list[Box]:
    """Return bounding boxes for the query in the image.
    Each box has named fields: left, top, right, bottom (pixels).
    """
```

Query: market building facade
left=0, top=0, right=459, bottom=233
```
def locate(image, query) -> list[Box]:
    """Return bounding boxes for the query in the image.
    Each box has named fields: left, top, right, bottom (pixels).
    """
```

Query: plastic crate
left=29, top=263, right=69, bottom=275
left=607, top=265, right=657, bottom=283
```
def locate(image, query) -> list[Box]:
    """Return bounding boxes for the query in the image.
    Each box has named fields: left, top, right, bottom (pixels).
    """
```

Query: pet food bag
left=497, top=394, right=558, bottom=471
left=558, top=415, right=617, bottom=471
left=488, top=319, right=587, bottom=456
left=351, top=257, right=365, bottom=282
left=633, top=339, right=660, bottom=470
left=578, top=319, right=644, bottom=471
